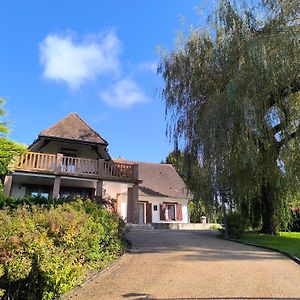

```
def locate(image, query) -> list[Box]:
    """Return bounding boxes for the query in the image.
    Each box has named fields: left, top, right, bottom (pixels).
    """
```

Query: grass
left=240, top=232, right=300, bottom=259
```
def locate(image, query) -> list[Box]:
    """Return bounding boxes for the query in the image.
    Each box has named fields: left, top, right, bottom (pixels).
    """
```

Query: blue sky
left=0, top=0, right=209, bottom=162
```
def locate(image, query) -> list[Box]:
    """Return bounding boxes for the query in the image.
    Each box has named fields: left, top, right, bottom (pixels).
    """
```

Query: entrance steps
left=126, top=223, right=154, bottom=231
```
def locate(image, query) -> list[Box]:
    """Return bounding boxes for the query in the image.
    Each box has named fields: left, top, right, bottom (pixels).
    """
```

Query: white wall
left=139, top=196, right=189, bottom=224
left=103, top=181, right=132, bottom=221
left=117, top=194, right=128, bottom=221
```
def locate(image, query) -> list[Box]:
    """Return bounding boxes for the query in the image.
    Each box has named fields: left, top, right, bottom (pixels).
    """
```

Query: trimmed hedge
left=0, top=199, right=127, bottom=299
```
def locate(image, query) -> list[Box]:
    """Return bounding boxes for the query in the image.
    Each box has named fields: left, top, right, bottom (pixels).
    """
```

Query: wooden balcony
left=14, top=152, right=137, bottom=182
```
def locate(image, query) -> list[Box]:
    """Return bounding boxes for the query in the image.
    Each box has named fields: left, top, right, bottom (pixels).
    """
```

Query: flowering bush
left=0, top=199, right=126, bottom=299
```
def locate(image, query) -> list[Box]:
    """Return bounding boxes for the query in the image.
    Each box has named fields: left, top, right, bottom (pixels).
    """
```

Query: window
left=27, top=185, right=51, bottom=199
left=166, top=204, right=176, bottom=221
left=153, top=205, right=158, bottom=211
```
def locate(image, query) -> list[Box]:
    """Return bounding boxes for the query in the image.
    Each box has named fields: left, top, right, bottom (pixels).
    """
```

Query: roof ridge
left=114, top=158, right=174, bottom=167
left=38, top=112, right=108, bottom=145
left=71, top=112, right=108, bottom=145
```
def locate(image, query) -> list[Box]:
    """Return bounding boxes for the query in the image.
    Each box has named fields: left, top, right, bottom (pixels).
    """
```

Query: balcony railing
left=15, top=152, right=136, bottom=181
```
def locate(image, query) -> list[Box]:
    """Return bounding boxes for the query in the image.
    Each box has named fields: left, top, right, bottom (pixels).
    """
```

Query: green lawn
left=240, top=232, right=300, bottom=259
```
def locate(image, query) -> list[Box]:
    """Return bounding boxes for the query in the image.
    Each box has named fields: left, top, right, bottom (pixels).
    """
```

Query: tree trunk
left=260, top=180, right=278, bottom=234
left=258, top=137, right=281, bottom=235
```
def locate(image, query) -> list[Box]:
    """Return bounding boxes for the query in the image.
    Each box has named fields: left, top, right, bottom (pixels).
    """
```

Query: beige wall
left=39, top=141, right=102, bottom=159
left=103, top=181, right=133, bottom=221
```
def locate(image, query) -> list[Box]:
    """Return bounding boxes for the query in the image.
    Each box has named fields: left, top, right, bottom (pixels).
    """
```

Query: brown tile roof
left=115, top=159, right=190, bottom=199
left=39, top=112, right=108, bottom=144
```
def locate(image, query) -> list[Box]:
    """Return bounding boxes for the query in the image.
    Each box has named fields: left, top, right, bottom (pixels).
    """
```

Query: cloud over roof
left=99, top=79, right=149, bottom=109
left=40, top=31, right=121, bottom=89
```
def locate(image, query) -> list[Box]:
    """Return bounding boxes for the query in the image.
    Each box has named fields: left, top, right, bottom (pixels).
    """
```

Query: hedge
left=0, top=199, right=127, bottom=299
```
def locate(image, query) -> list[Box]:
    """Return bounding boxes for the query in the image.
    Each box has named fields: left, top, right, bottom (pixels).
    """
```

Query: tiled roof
left=115, top=159, right=190, bottom=199
left=39, top=112, right=108, bottom=144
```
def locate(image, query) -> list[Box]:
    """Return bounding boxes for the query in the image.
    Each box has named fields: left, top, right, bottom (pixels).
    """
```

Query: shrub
left=225, top=212, right=247, bottom=239
left=290, top=209, right=300, bottom=232
left=0, top=199, right=126, bottom=299
left=209, top=224, right=222, bottom=231
left=0, top=193, right=52, bottom=209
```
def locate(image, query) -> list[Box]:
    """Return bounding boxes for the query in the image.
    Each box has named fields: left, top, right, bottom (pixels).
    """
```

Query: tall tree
left=159, top=0, right=300, bottom=234
left=0, top=98, right=25, bottom=182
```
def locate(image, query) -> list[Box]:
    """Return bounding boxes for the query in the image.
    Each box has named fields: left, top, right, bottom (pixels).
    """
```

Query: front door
left=138, top=202, right=145, bottom=223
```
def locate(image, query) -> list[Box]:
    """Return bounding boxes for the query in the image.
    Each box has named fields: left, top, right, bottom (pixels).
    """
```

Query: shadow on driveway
left=122, top=292, right=299, bottom=300
left=126, top=229, right=286, bottom=262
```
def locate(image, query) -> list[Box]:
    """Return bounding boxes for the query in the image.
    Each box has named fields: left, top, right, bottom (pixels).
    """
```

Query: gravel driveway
left=69, top=229, right=300, bottom=300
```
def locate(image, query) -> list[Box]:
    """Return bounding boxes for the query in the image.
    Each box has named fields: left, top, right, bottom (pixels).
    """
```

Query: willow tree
left=159, top=0, right=300, bottom=234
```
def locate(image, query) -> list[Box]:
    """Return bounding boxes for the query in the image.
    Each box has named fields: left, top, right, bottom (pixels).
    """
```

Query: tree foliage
left=159, top=0, right=300, bottom=234
left=166, top=150, right=221, bottom=222
left=0, top=99, right=25, bottom=179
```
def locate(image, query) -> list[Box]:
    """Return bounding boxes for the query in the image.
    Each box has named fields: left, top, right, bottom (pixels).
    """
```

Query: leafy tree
left=0, top=98, right=25, bottom=183
left=159, top=0, right=300, bottom=234
left=166, top=150, right=222, bottom=223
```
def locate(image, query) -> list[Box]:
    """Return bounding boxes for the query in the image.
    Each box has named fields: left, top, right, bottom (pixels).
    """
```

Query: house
left=114, top=160, right=190, bottom=223
left=3, top=112, right=191, bottom=224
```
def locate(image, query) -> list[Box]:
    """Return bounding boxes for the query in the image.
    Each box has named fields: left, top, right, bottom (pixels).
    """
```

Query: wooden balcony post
left=52, top=176, right=61, bottom=199
left=55, top=153, right=63, bottom=173
left=3, top=174, right=13, bottom=196
left=98, top=159, right=104, bottom=178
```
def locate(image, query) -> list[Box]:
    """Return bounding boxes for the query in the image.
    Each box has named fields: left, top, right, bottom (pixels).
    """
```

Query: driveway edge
left=226, top=237, right=300, bottom=266
left=61, top=252, right=127, bottom=299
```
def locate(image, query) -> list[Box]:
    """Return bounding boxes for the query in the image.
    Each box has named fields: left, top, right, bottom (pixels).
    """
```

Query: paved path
left=69, top=230, right=300, bottom=300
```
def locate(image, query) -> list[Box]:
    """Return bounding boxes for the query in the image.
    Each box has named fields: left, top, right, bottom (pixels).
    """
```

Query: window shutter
left=160, top=204, right=166, bottom=220
left=176, top=204, right=183, bottom=221
left=146, top=203, right=152, bottom=223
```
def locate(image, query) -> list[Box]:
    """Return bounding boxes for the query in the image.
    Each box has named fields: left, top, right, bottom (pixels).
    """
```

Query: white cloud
left=40, top=31, right=121, bottom=88
left=100, top=79, right=149, bottom=109
left=136, top=61, right=157, bottom=73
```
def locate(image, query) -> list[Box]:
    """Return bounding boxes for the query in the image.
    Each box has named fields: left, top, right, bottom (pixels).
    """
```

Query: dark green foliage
left=225, top=212, right=247, bottom=239
left=290, top=209, right=300, bottom=232
left=166, top=150, right=221, bottom=223
left=0, top=193, right=78, bottom=209
left=0, top=199, right=126, bottom=299
left=0, top=194, right=52, bottom=209
left=159, top=0, right=300, bottom=234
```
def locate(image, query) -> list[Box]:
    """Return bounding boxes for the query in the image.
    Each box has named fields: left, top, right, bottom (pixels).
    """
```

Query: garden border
left=226, top=237, right=300, bottom=266
left=61, top=252, right=127, bottom=299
